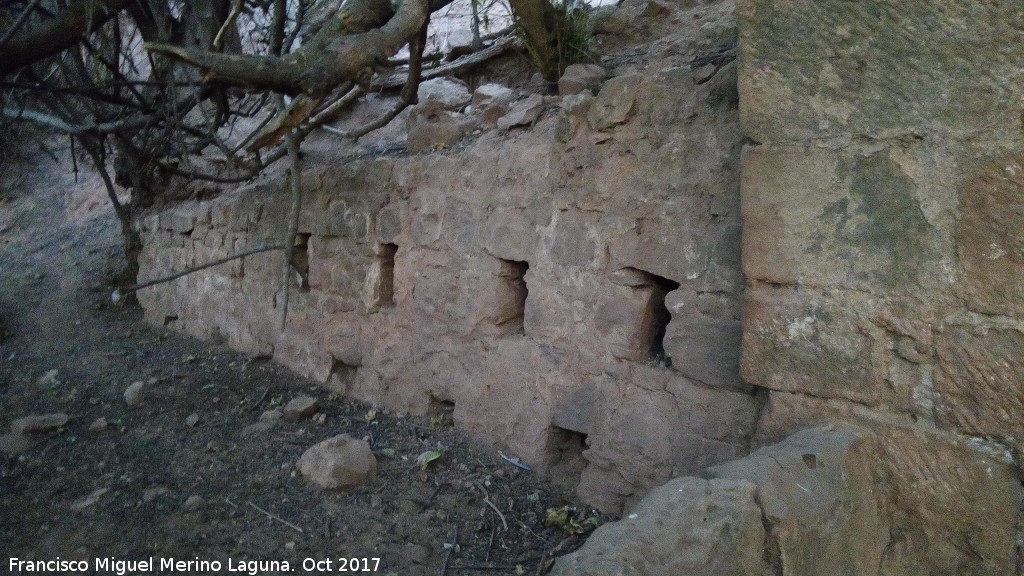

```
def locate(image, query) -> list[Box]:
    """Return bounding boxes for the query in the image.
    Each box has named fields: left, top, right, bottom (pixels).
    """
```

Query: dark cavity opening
left=427, top=396, right=456, bottom=428
left=647, top=274, right=680, bottom=366
left=548, top=426, right=589, bottom=493
left=496, top=259, right=529, bottom=336
left=326, top=358, right=359, bottom=395
left=376, top=243, right=398, bottom=307
left=290, top=233, right=311, bottom=292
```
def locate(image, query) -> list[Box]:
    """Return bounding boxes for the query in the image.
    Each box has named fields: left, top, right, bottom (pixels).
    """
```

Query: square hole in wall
left=647, top=274, right=680, bottom=366
left=290, top=233, right=311, bottom=292
left=364, top=243, right=398, bottom=310
left=597, top=267, right=679, bottom=365
left=493, top=258, right=529, bottom=336
left=326, top=358, right=359, bottom=395
left=548, top=426, right=589, bottom=493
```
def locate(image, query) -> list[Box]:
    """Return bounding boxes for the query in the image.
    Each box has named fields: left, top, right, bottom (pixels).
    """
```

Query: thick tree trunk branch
left=145, top=0, right=447, bottom=98
left=0, top=0, right=134, bottom=76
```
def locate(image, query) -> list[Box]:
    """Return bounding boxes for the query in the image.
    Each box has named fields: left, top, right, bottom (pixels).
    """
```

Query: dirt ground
left=0, top=141, right=603, bottom=575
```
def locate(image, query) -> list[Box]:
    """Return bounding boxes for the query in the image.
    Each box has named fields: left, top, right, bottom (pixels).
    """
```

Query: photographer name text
left=9, top=556, right=381, bottom=574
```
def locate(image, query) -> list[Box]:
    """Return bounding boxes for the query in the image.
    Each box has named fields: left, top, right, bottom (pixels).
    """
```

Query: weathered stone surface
left=71, top=487, right=109, bottom=510
left=664, top=290, right=743, bottom=391
left=741, top=286, right=888, bottom=405
left=558, top=64, right=606, bottom=96
left=738, top=0, right=1024, bottom=143
left=10, top=413, right=69, bottom=434
left=297, top=434, right=376, bottom=490
left=575, top=371, right=760, bottom=514
left=955, top=155, right=1024, bottom=316
left=877, top=426, right=1020, bottom=576
left=607, top=266, right=652, bottom=287
left=406, top=101, right=476, bottom=152
left=472, top=259, right=528, bottom=336
left=935, top=327, right=1024, bottom=445
left=472, top=83, right=514, bottom=109
left=588, top=73, right=642, bottom=131
left=496, top=94, right=544, bottom=130
left=594, top=283, right=667, bottom=362
left=741, top=145, right=946, bottom=294
left=182, top=495, right=205, bottom=511
left=738, top=4, right=1024, bottom=570
left=471, top=83, right=515, bottom=128
left=751, top=392, right=1022, bottom=576
left=706, top=426, right=887, bottom=576
left=416, top=77, right=471, bottom=109
left=283, top=395, right=320, bottom=421
left=142, top=485, right=169, bottom=503
left=550, top=477, right=770, bottom=576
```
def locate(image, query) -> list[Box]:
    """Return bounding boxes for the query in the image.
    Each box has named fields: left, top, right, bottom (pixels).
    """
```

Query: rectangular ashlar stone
left=738, top=0, right=1024, bottom=144
left=742, top=145, right=948, bottom=296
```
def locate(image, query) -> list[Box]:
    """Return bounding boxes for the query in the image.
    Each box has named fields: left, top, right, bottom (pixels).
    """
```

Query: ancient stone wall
left=135, top=0, right=753, bottom=514
left=738, top=0, right=1024, bottom=573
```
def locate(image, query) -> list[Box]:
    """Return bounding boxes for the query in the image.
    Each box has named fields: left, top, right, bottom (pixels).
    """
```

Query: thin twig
left=518, top=520, right=547, bottom=543
left=474, top=481, right=508, bottom=531
left=249, top=387, right=271, bottom=412
left=0, top=0, right=42, bottom=53
left=499, top=451, right=532, bottom=471
left=247, top=501, right=304, bottom=533
left=372, top=34, right=521, bottom=91
left=213, top=0, right=244, bottom=51
left=118, top=244, right=285, bottom=296
left=439, top=526, right=459, bottom=576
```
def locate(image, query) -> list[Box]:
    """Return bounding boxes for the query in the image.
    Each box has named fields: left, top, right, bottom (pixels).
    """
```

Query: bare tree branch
left=0, top=0, right=43, bottom=53
left=0, top=0, right=135, bottom=76
left=144, top=0, right=447, bottom=97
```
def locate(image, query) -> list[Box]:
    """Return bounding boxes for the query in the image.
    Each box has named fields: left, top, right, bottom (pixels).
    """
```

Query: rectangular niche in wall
left=326, top=358, right=359, bottom=395
left=596, top=267, right=680, bottom=365
left=491, top=258, right=529, bottom=336
left=290, top=233, right=311, bottom=292
left=363, top=243, right=398, bottom=310
left=548, top=426, right=589, bottom=493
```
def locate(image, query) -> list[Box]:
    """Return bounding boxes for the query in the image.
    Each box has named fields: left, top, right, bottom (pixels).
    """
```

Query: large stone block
left=878, top=425, right=1020, bottom=576
left=751, top=392, right=1022, bottom=576
left=406, top=101, right=476, bottom=153
left=550, top=477, right=770, bottom=576
left=742, top=145, right=946, bottom=294
left=955, top=155, right=1024, bottom=317
left=546, top=210, right=597, bottom=267
left=738, top=0, right=1024, bottom=144
left=588, top=73, right=643, bottom=131
left=707, top=426, right=887, bottom=576
left=605, top=218, right=705, bottom=286
left=935, top=327, right=1024, bottom=446
left=742, top=286, right=888, bottom=405
left=483, top=208, right=538, bottom=261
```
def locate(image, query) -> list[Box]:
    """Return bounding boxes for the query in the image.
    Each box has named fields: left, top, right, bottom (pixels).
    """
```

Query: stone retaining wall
left=136, top=0, right=753, bottom=514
